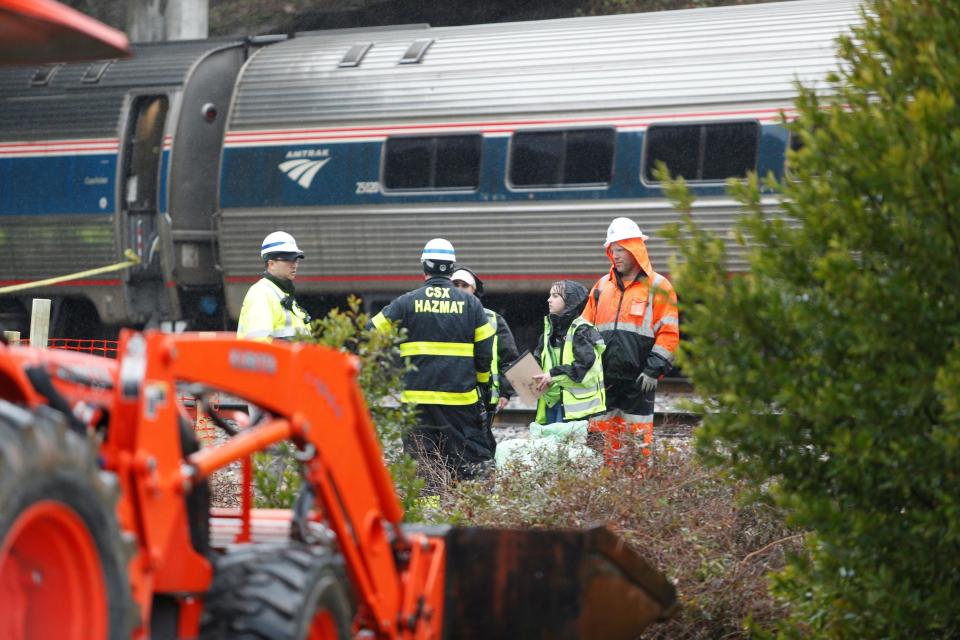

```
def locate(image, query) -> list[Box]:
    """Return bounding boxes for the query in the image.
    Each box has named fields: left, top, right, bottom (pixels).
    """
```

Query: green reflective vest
left=236, top=278, right=309, bottom=341
left=535, top=316, right=606, bottom=424
left=485, top=308, right=501, bottom=406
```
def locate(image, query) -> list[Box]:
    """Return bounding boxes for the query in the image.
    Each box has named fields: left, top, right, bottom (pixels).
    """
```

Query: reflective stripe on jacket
left=535, top=316, right=606, bottom=424
left=485, top=309, right=501, bottom=404
left=236, top=277, right=309, bottom=342
left=370, top=276, right=494, bottom=406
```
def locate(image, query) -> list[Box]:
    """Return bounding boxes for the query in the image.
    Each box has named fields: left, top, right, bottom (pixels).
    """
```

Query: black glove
left=643, top=352, right=671, bottom=378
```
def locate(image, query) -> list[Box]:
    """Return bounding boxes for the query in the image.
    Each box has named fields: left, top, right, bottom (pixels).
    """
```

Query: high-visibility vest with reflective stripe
left=535, top=316, right=606, bottom=424
left=485, top=308, right=501, bottom=406
left=237, top=277, right=309, bottom=341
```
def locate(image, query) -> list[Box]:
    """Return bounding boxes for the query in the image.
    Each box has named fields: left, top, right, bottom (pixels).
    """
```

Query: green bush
left=660, top=1, right=960, bottom=636
left=253, top=296, right=424, bottom=517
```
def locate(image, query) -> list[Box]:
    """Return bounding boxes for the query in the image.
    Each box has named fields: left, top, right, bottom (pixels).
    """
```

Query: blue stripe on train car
left=0, top=154, right=116, bottom=216
left=159, top=148, right=170, bottom=215
left=219, top=125, right=790, bottom=209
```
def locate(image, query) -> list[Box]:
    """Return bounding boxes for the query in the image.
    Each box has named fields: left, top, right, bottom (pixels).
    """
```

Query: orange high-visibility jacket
left=581, top=237, right=679, bottom=383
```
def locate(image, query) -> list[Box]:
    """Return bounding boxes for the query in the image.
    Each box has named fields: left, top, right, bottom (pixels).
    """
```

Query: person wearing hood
left=532, top=280, right=606, bottom=425
left=237, top=231, right=311, bottom=341
left=581, top=218, right=679, bottom=459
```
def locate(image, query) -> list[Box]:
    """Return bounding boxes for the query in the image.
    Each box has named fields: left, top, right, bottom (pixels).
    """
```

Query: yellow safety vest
left=236, top=278, right=309, bottom=342
left=536, top=316, right=606, bottom=424
left=485, top=309, right=501, bottom=406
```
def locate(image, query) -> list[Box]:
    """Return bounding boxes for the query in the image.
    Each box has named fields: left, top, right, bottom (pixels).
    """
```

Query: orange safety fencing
left=18, top=338, right=120, bottom=358
left=184, top=393, right=255, bottom=539
left=187, top=394, right=223, bottom=447
left=11, top=335, right=254, bottom=536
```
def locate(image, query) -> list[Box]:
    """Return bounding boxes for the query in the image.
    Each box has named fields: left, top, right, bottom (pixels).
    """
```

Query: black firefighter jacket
left=371, top=276, right=495, bottom=408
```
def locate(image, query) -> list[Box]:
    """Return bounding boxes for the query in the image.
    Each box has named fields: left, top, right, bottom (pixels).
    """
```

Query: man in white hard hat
left=236, top=231, right=311, bottom=341
left=370, top=239, right=495, bottom=483
left=581, top=217, right=679, bottom=462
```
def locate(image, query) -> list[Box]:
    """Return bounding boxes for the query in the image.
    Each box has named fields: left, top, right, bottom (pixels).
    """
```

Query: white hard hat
left=421, top=238, right=456, bottom=263
left=604, top=217, right=649, bottom=248
left=261, top=231, right=304, bottom=259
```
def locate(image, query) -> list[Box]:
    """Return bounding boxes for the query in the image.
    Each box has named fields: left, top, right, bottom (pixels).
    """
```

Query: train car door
left=119, top=94, right=169, bottom=323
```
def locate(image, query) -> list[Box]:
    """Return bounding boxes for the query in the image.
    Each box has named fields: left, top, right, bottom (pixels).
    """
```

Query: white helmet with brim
left=604, top=217, right=649, bottom=248
left=261, top=231, right=304, bottom=260
left=421, top=238, right=456, bottom=275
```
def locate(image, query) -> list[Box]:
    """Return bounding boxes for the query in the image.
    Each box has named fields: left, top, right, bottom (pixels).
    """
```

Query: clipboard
left=502, top=350, right=545, bottom=407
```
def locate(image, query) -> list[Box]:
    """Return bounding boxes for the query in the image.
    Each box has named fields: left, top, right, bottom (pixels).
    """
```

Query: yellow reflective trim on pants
left=475, top=321, right=495, bottom=342
left=371, top=312, right=391, bottom=332
left=477, top=371, right=490, bottom=383
left=399, top=341, right=474, bottom=357
left=401, top=389, right=480, bottom=405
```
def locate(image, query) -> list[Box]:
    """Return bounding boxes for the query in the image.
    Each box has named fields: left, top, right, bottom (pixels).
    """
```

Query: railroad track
left=492, top=378, right=700, bottom=440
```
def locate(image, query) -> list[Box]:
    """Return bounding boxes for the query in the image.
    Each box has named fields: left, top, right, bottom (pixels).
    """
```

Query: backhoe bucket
left=435, top=525, right=677, bottom=639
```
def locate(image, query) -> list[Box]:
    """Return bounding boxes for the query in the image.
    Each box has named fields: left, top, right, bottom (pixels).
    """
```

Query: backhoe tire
left=0, top=403, right=136, bottom=640
left=200, top=542, right=355, bottom=639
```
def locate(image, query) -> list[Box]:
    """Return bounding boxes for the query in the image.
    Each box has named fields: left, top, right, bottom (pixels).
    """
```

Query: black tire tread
left=200, top=541, right=354, bottom=639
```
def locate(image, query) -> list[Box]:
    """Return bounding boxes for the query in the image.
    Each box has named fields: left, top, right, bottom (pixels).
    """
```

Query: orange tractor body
left=0, top=331, right=675, bottom=638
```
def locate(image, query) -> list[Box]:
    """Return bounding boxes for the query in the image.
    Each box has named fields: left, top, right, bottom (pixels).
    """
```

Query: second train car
left=0, top=0, right=861, bottom=343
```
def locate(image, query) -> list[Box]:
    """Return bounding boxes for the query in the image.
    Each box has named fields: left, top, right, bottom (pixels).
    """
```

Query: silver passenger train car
left=0, top=0, right=860, bottom=340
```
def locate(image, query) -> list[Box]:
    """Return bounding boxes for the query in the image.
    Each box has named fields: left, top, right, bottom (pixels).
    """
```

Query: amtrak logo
left=279, top=149, right=331, bottom=189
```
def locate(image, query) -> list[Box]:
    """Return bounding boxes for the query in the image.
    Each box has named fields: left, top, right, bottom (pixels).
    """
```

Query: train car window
left=81, top=60, right=115, bottom=84
left=30, top=64, right=62, bottom=87
left=434, top=136, right=482, bottom=188
left=785, top=129, right=810, bottom=177
left=565, top=129, right=616, bottom=184
left=339, top=43, right=372, bottom=68
left=511, top=132, right=564, bottom=186
left=383, top=135, right=481, bottom=190
left=510, top=128, right=614, bottom=188
left=123, top=96, right=169, bottom=212
left=789, top=131, right=805, bottom=152
left=384, top=138, right=433, bottom=189
left=399, top=39, right=434, bottom=65
left=644, top=124, right=702, bottom=182
left=644, top=121, right=759, bottom=182
left=702, top=122, right=759, bottom=180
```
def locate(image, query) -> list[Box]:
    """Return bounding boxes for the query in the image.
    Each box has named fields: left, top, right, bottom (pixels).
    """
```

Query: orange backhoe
left=0, top=330, right=676, bottom=639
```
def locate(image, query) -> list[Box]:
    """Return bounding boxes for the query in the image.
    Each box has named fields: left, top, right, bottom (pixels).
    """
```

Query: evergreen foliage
left=660, top=1, right=960, bottom=636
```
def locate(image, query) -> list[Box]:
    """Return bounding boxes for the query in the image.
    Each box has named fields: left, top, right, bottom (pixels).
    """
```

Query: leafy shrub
left=660, top=1, right=960, bottom=636
left=252, top=296, right=424, bottom=516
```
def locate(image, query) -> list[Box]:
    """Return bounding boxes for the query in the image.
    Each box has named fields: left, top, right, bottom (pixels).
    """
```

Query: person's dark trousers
left=482, top=403, right=498, bottom=452
left=403, top=402, right=494, bottom=490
